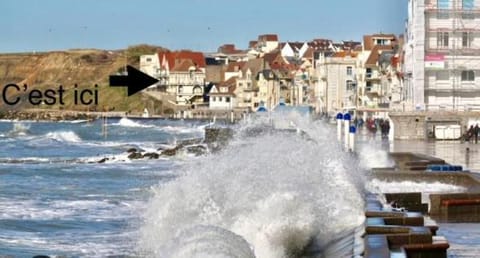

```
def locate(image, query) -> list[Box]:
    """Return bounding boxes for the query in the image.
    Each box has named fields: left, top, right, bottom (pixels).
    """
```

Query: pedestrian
left=475, top=124, right=479, bottom=143
left=467, top=125, right=474, bottom=142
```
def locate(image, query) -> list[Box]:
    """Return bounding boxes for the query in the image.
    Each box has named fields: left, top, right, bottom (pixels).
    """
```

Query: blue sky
left=2, top=0, right=407, bottom=53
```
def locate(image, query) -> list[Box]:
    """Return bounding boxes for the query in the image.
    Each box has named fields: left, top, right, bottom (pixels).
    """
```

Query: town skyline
left=2, top=0, right=407, bottom=53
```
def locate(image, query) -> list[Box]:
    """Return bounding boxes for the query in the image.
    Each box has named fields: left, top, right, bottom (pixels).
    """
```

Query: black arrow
left=109, top=65, right=159, bottom=96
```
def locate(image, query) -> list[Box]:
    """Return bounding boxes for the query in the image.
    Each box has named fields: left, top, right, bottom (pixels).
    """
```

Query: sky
left=2, top=0, right=408, bottom=53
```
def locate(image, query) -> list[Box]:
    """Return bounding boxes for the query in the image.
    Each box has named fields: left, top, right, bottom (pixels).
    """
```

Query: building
left=316, top=51, right=358, bottom=114
left=405, top=0, right=480, bottom=111
left=209, top=77, right=237, bottom=110
left=357, top=34, right=397, bottom=110
left=140, top=50, right=207, bottom=109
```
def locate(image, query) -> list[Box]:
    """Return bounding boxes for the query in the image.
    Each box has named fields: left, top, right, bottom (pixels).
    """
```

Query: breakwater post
left=337, top=113, right=343, bottom=142
left=349, top=125, right=356, bottom=152
left=344, top=113, right=351, bottom=151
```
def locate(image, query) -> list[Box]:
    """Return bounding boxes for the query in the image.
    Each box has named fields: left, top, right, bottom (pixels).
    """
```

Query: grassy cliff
left=0, top=46, right=166, bottom=114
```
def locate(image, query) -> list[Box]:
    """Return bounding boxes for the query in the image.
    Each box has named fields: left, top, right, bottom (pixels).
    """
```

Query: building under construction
left=404, top=0, right=480, bottom=111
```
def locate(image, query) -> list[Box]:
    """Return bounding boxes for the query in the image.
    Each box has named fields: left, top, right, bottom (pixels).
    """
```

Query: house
left=252, top=34, right=279, bottom=54
left=316, top=51, right=358, bottom=114
left=140, top=50, right=206, bottom=110
left=209, top=77, right=237, bottom=110
left=280, top=42, right=309, bottom=59
left=357, top=34, right=398, bottom=110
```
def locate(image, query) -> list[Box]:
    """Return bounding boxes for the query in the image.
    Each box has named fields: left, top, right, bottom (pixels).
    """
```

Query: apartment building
left=405, top=0, right=480, bottom=111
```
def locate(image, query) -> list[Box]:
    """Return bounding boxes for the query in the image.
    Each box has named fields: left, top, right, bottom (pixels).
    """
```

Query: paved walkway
left=356, top=128, right=480, bottom=172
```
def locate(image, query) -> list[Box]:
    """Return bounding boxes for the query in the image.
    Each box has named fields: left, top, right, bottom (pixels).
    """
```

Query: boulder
left=186, top=145, right=207, bottom=156
left=143, top=152, right=160, bottom=159
left=98, top=157, right=109, bottom=163
left=128, top=152, right=143, bottom=159
left=161, top=148, right=178, bottom=156
left=127, top=148, right=138, bottom=153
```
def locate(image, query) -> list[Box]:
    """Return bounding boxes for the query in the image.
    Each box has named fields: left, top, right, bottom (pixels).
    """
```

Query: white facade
left=280, top=42, right=309, bottom=58
left=209, top=85, right=236, bottom=109
left=140, top=54, right=161, bottom=88
left=406, top=0, right=480, bottom=111
left=316, top=54, right=357, bottom=114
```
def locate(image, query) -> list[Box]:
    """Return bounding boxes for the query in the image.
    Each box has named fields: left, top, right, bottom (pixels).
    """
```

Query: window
left=437, top=0, right=450, bottom=19
left=146, top=57, right=152, bottom=62
left=219, top=97, right=223, bottom=102
left=366, top=81, right=372, bottom=90
left=437, top=32, right=449, bottom=48
left=461, top=70, right=475, bottom=81
left=366, top=68, right=372, bottom=78
left=463, top=32, right=473, bottom=48
left=226, top=97, right=231, bottom=103
left=212, top=96, right=216, bottom=101
left=346, top=66, right=353, bottom=76
left=463, top=0, right=475, bottom=19
left=436, top=71, right=449, bottom=81
left=376, top=39, right=387, bottom=45
left=346, top=80, right=355, bottom=91
left=178, top=85, right=183, bottom=93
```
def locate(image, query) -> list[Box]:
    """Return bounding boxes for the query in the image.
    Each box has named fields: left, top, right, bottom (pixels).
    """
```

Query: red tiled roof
left=302, top=47, right=314, bottom=59
left=363, top=34, right=397, bottom=51
left=226, top=61, right=247, bottom=72
left=332, top=50, right=358, bottom=58
left=249, top=40, right=258, bottom=48
left=365, top=45, right=394, bottom=66
left=218, top=44, right=243, bottom=54
left=158, top=50, right=206, bottom=72
left=258, top=34, right=279, bottom=42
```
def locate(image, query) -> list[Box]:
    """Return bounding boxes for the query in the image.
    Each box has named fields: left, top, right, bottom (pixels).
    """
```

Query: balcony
left=365, top=84, right=381, bottom=95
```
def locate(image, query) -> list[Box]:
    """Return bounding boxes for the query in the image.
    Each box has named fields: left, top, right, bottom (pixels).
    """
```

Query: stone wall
left=390, top=111, right=480, bottom=140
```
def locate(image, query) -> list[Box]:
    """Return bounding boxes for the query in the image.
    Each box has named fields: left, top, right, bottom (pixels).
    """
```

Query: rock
left=177, top=138, right=203, bottom=148
left=143, top=152, right=160, bottom=159
left=161, top=148, right=178, bottom=156
left=186, top=145, right=207, bottom=156
left=128, top=152, right=143, bottom=159
left=126, top=148, right=137, bottom=153
left=98, top=157, right=109, bottom=163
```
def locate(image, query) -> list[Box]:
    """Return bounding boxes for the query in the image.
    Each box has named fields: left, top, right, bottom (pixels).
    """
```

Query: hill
left=0, top=45, right=167, bottom=114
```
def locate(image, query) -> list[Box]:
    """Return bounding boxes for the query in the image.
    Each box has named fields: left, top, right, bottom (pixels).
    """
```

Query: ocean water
left=0, top=115, right=368, bottom=258
left=1, top=115, right=478, bottom=257
left=0, top=118, right=206, bottom=257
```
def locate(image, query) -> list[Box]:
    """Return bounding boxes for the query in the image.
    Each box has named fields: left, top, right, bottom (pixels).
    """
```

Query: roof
left=333, top=51, right=358, bottom=58
left=218, top=44, right=243, bottom=54
left=308, top=39, right=333, bottom=51
left=249, top=41, right=258, bottom=48
left=302, top=47, right=314, bottom=59
left=363, top=34, right=397, bottom=51
left=365, top=45, right=395, bottom=67
left=210, top=76, right=237, bottom=96
left=226, top=61, right=247, bottom=72
left=263, top=51, right=285, bottom=66
left=258, top=34, right=279, bottom=42
left=158, top=50, right=206, bottom=72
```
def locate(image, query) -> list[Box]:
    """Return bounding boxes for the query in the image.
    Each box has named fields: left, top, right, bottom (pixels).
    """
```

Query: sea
left=0, top=115, right=478, bottom=257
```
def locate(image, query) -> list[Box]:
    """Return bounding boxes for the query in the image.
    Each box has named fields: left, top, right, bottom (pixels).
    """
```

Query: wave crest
left=139, top=116, right=366, bottom=257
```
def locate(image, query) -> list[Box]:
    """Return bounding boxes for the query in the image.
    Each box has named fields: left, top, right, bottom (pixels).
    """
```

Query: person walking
left=474, top=124, right=479, bottom=144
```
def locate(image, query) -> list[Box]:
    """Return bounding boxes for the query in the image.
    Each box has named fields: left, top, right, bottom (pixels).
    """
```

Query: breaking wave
left=114, top=118, right=155, bottom=128
left=45, top=131, right=82, bottom=143
left=139, top=115, right=366, bottom=257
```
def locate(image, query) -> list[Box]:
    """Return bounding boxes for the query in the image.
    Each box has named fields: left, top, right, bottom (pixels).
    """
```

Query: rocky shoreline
left=0, top=110, right=99, bottom=121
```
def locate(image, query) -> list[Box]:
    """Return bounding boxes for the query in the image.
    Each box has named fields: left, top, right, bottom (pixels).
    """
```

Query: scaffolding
left=423, top=0, right=480, bottom=110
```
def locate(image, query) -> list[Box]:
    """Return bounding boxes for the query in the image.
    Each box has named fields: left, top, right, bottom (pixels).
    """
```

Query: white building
left=209, top=77, right=237, bottom=109
left=316, top=51, right=358, bottom=114
left=405, top=0, right=480, bottom=111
